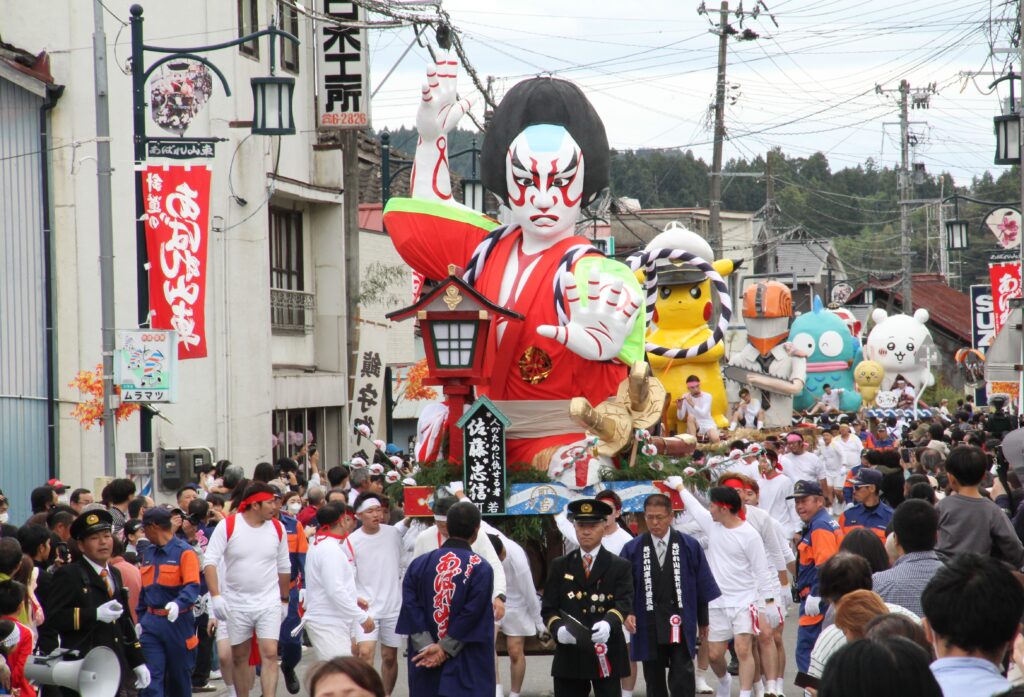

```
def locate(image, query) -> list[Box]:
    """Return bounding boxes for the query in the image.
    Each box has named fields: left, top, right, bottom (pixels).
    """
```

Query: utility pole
left=93, top=0, right=117, bottom=476
left=765, top=151, right=777, bottom=273
left=898, top=79, right=912, bottom=312
left=700, top=0, right=775, bottom=257
left=708, top=0, right=729, bottom=258
left=877, top=79, right=935, bottom=313
left=343, top=129, right=360, bottom=457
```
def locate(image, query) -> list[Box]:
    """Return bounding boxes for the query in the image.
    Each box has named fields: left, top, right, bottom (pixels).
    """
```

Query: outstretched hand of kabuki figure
left=538, top=267, right=641, bottom=362
left=412, top=51, right=473, bottom=202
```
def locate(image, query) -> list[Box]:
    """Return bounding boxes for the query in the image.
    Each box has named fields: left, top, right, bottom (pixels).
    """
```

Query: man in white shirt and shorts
left=303, top=501, right=373, bottom=661
left=204, top=482, right=291, bottom=697
left=348, top=492, right=405, bottom=695
left=677, top=375, right=721, bottom=444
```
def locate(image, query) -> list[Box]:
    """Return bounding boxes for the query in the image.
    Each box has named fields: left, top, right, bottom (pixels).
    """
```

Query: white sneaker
left=210, top=670, right=222, bottom=681
left=716, top=673, right=732, bottom=697
left=695, top=675, right=714, bottom=694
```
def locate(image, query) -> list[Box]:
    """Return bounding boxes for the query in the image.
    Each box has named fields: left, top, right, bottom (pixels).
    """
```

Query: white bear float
left=864, top=308, right=935, bottom=392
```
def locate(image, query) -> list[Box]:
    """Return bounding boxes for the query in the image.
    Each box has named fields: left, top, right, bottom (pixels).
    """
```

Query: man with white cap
left=348, top=492, right=405, bottom=695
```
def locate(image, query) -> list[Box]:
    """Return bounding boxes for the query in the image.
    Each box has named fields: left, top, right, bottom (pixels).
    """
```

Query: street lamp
left=992, top=71, right=1021, bottom=165
left=251, top=76, right=296, bottom=136
left=128, top=5, right=299, bottom=452
left=386, top=265, right=522, bottom=461
left=944, top=218, right=969, bottom=251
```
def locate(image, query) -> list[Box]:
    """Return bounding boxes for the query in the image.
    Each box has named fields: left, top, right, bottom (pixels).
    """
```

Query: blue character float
left=788, top=297, right=863, bottom=412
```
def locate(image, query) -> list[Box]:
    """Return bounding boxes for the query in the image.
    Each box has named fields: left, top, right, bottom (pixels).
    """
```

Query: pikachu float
left=630, top=223, right=738, bottom=434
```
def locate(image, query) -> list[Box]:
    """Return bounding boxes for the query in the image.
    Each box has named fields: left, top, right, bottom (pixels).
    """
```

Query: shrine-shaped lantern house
left=386, top=264, right=523, bottom=461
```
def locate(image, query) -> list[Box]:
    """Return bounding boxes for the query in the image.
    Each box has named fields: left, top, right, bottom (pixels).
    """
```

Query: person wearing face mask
left=275, top=489, right=307, bottom=694
left=0, top=491, right=8, bottom=526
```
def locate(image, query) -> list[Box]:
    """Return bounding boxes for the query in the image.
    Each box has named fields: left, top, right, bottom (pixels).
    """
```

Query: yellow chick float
left=628, top=223, right=738, bottom=434
left=853, top=359, right=885, bottom=406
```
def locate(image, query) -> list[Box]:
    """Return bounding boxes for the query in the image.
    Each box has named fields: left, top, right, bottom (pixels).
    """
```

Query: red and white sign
left=989, top=261, right=1022, bottom=336
left=140, top=164, right=212, bottom=359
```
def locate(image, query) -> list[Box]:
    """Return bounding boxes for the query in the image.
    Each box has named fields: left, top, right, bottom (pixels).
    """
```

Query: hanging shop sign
left=315, top=1, right=371, bottom=129
left=115, top=329, right=179, bottom=402
left=989, top=260, right=1022, bottom=336
left=349, top=323, right=387, bottom=457
left=139, top=164, right=212, bottom=359
left=984, top=207, right=1021, bottom=250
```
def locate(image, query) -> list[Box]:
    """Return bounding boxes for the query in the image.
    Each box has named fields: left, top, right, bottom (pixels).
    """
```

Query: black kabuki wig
left=480, top=77, right=609, bottom=206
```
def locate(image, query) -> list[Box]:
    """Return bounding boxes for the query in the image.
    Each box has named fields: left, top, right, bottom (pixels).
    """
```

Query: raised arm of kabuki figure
left=410, top=53, right=473, bottom=204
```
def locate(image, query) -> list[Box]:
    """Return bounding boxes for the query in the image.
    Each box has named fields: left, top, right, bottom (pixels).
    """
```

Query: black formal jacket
left=542, top=545, right=634, bottom=680
left=39, top=557, right=145, bottom=682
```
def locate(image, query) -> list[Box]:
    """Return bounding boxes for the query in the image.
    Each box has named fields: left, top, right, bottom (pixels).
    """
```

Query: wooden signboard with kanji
left=456, top=396, right=510, bottom=515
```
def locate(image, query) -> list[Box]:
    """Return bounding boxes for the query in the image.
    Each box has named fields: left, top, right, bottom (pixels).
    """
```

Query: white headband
left=356, top=499, right=382, bottom=514
left=433, top=514, right=447, bottom=522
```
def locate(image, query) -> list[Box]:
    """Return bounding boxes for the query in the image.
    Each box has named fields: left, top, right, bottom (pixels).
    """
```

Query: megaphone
left=25, top=646, right=120, bottom=697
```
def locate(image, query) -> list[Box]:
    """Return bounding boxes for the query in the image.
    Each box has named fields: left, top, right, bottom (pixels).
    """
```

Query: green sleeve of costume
left=573, top=256, right=646, bottom=366
left=382, top=196, right=497, bottom=232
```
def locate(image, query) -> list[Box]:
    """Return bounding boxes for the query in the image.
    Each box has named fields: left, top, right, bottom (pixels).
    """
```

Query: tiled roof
left=853, top=273, right=971, bottom=342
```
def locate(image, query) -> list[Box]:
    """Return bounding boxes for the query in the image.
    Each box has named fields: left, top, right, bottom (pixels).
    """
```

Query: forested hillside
left=383, top=126, right=1018, bottom=287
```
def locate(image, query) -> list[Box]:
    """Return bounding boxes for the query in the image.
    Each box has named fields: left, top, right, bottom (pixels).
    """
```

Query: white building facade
left=3, top=0, right=355, bottom=497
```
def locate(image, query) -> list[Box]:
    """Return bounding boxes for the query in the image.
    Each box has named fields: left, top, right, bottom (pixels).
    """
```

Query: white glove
left=133, top=665, right=151, bottom=689
left=134, top=623, right=142, bottom=637
left=96, top=599, right=123, bottom=623
left=804, top=595, right=822, bottom=617
left=536, top=621, right=552, bottom=642
left=448, top=481, right=464, bottom=495
left=665, top=475, right=684, bottom=491
left=556, top=626, right=577, bottom=645
left=164, top=601, right=179, bottom=623
left=591, top=620, right=611, bottom=644
left=537, top=269, right=640, bottom=361
left=764, top=601, right=783, bottom=629
left=210, top=595, right=229, bottom=622
left=281, top=601, right=289, bottom=622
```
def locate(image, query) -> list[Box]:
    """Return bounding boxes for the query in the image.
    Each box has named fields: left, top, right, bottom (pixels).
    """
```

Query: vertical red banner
left=140, top=165, right=212, bottom=359
left=989, top=261, right=1022, bottom=336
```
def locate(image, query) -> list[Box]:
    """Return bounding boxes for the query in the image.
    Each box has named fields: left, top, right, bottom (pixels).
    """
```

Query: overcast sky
left=366, top=0, right=1015, bottom=187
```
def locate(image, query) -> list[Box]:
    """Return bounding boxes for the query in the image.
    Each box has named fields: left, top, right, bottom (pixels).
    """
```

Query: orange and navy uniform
left=279, top=513, right=308, bottom=669
left=795, top=508, right=843, bottom=627
left=282, top=512, right=308, bottom=588
left=138, top=535, right=201, bottom=697
left=839, top=502, right=893, bottom=544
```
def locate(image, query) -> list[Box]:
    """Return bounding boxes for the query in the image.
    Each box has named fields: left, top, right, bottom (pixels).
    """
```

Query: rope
left=625, top=247, right=731, bottom=359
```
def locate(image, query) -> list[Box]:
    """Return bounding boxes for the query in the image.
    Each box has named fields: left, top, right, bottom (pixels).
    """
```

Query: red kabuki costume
left=383, top=197, right=644, bottom=466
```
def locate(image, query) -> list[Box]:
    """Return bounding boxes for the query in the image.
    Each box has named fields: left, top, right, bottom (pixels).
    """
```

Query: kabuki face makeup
left=505, top=124, right=585, bottom=247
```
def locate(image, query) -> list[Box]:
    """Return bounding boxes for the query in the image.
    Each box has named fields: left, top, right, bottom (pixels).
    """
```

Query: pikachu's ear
left=712, top=258, right=735, bottom=278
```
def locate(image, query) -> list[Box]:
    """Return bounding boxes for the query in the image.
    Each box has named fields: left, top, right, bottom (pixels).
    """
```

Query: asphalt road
left=209, top=616, right=808, bottom=696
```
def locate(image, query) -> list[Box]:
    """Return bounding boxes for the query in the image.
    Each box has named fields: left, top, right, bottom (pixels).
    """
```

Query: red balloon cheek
left=703, top=302, right=712, bottom=321
left=652, top=307, right=659, bottom=325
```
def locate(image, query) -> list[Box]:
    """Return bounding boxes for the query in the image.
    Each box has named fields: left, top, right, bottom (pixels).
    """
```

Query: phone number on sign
left=121, top=389, right=169, bottom=402
left=320, top=112, right=368, bottom=127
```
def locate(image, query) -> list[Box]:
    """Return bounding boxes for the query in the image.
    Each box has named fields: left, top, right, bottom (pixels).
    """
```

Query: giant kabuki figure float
left=383, top=58, right=645, bottom=472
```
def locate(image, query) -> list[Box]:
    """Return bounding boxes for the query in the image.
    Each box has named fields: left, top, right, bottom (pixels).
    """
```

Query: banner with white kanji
left=349, top=322, right=387, bottom=457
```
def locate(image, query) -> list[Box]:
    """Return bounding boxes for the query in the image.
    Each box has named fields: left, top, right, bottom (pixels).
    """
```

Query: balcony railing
left=271, top=288, right=315, bottom=334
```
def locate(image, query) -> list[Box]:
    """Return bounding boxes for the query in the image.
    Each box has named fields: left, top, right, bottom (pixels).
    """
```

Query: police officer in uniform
left=543, top=498, right=634, bottom=697
left=39, top=509, right=151, bottom=696
left=138, top=506, right=202, bottom=697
